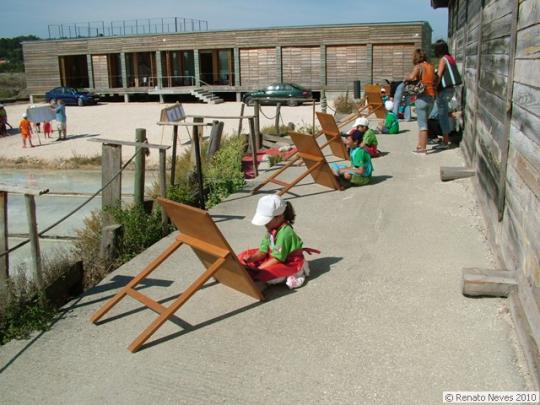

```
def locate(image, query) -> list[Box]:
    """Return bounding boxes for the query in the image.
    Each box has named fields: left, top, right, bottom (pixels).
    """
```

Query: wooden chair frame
left=357, top=84, right=387, bottom=120
left=252, top=131, right=342, bottom=196
left=90, top=198, right=263, bottom=353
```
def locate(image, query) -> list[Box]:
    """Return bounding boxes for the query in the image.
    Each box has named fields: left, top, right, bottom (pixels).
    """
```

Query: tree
left=0, top=35, right=40, bottom=73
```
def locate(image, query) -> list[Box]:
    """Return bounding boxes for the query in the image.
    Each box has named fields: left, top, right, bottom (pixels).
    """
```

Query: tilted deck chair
left=357, top=84, right=387, bottom=120
left=252, top=131, right=342, bottom=196
left=90, top=198, right=264, bottom=352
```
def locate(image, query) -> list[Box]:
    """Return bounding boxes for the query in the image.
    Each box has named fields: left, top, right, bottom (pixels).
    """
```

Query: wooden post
left=102, top=143, right=122, bottom=225
left=312, top=99, right=316, bottom=134
left=237, top=103, right=245, bottom=135
left=254, top=100, right=261, bottom=149
left=159, top=149, right=168, bottom=234
left=170, top=125, right=178, bottom=186
left=192, top=117, right=204, bottom=165
left=248, top=117, right=258, bottom=178
left=100, top=224, right=123, bottom=262
left=275, top=103, right=281, bottom=136
left=25, top=194, right=43, bottom=290
left=192, top=123, right=205, bottom=210
left=321, top=88, right=327, bottom=113
left=207, top=120, right=223, bottom=158
left=0, top=192, right=8, bottom=299
left=134, top=128, right=146, bottom=207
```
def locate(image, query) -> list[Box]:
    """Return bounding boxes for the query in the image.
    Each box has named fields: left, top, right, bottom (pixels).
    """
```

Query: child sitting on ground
left=238, top=194, right=318, bottom=289
left=18, top=113, right=34, bottom=148
left=350, top=117, right=380, bottom=157
left=43, top=121, right=52, bottom=138
left=331, top=131, right=373, bottom=187
left=380, top=100, right=399, bottom=134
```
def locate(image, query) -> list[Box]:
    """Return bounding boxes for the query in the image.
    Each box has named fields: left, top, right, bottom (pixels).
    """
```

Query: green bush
left=152, top=134, right=246, bottom=209
left=205, top=135, right=246, bottom=208
left=108, top=205, right=169, bottom=262
left=0, top=294, right=54, bottom=344
left=0, top=250, right=75, bottom=345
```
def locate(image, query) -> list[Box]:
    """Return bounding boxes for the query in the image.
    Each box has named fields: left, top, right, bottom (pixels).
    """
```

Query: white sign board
left=26, top=106, right=55, bottom=123
left=160, top=103, right=186, bottom=123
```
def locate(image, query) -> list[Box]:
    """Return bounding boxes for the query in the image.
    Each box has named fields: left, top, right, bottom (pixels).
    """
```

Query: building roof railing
left=47, top=17, right=208, bottom=40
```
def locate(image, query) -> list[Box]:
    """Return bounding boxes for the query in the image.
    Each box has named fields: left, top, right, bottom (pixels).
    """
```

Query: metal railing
left=48, top=17, right=208, bottom=40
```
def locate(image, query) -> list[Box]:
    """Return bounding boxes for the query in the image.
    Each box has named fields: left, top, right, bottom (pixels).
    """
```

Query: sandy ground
left=1, top=101, right=321, bottom=165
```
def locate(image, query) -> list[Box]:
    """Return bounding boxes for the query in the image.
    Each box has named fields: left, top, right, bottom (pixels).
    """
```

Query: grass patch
left=0, top=153, right=102, bottom=170
left=260, top=124, right=289, bottom=136
left=0, top=249, right=77, bottom=345
left=333, top=91, right=356, bottom=114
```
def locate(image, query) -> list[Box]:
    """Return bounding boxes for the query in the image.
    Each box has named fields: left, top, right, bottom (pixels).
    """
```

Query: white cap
left=385, top=100, right=394, bottom=111
left=22, top=112, right=27, bottom=118
left=353, top=117, right=369, bottom=127
left=251, top=194, right=287, bottom=226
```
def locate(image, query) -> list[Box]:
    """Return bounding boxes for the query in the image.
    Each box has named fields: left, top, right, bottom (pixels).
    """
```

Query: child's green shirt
left=259, top=224, right=303, bottom=262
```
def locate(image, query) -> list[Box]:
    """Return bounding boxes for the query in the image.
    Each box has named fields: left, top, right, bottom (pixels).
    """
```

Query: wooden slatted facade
left=239, top=48, right=277, bottom=89
left=434, top=0, right=540, bottom=388
left=281, top=46, right=320, bottom=89
left=22, top=22, right=432, bottom=97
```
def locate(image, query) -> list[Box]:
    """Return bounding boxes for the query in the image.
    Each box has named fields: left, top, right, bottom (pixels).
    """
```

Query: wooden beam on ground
left=462, top=268, right=517, bottom=297
left=440, top=166, right=476, bottom=182
left=0, top=184, right=49, bottom=195
left=88, top=138, right=170, bottom=150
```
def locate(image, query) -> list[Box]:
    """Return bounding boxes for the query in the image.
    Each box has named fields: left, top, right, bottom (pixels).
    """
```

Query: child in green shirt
left=331, top=131, right=373, bottom=187
left=238, top=195, right=317, bottom=289
left=381, top=100, right=400, bottom=134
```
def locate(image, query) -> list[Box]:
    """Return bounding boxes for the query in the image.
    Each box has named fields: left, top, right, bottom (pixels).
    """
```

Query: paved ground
left=0, top=121, right=530, bottom=404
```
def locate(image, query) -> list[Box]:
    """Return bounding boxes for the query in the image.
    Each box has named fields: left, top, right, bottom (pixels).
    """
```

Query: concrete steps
left=190, top=88, right=224, bottom=104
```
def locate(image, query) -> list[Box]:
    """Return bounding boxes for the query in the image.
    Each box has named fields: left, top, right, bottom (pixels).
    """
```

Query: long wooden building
left=22, top=22, right=432, bottom=101
left=431, top=0, right=540, bottom=388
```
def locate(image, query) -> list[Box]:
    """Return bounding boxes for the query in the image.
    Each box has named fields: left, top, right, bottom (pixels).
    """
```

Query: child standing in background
left=238, top=194, right=318, bottom=289
left=43, top=121, right=52, bottom=138
left=19, top=113, right=33, bottom=148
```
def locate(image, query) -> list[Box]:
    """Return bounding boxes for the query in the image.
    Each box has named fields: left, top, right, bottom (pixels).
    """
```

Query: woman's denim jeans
left=415, top=95, right=434, bottom=131
left=436, top=87, right=455, bottom=134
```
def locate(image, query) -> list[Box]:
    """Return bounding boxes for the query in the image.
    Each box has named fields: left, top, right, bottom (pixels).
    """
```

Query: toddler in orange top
left=18, top=113, right=34, bottom=148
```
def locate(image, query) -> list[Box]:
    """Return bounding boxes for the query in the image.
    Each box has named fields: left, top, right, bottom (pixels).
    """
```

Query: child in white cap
left=380, top=100, right=399, bottom=134
left=18, top=113, right=34, bottom=148
left=238, top=194, right=318, bottom=289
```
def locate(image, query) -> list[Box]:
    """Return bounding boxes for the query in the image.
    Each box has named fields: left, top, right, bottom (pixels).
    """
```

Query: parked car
left=45, top=87, right=100, bottom=106
left=242, top=83, right=312, bottom=106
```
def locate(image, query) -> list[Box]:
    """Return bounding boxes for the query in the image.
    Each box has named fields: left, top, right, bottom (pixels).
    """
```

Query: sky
left=1, top=0, right=448, bottom=40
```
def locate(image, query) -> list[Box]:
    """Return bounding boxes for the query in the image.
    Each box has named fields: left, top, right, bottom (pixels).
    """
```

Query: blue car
left=45, top=87, right=99, bottom=106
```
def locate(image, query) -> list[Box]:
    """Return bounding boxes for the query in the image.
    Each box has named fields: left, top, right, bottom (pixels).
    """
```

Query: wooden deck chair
left=357, top=84, right=386, bottom=120
left=252, top=131, right=342, bottom=196
left=90, top=198, right=264, bottom=353
left=315, top=112, right=349, bottom=160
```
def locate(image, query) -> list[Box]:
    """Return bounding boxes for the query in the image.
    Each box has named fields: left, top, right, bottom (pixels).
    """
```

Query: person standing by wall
left=433, top=39, right=461, bottom=150
left=406, top=49, right=436, bottom=155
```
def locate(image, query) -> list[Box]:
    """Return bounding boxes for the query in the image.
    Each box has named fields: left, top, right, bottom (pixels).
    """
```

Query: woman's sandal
left=412, top=148, right=427, bottom=155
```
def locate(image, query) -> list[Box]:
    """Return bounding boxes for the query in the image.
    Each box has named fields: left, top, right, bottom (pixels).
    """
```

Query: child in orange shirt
left=19, top=113, right=34, bottom=148
left=43, top=121, right=52, bottom=138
